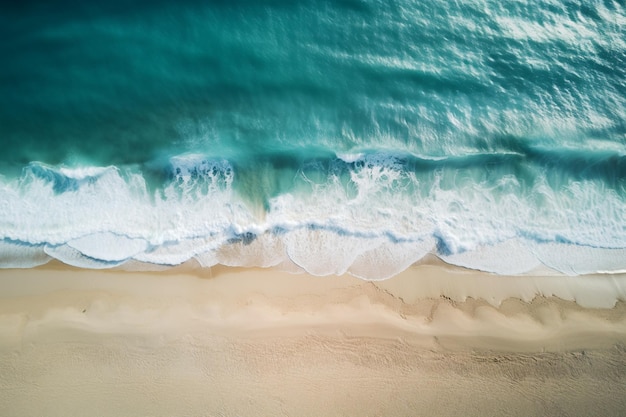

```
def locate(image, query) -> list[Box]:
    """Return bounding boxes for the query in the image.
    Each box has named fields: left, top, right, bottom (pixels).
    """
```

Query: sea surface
left=1, top=0, right=625, bottom=277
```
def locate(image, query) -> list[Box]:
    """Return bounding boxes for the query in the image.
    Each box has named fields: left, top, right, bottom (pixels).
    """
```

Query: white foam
left=193, top=251, right=219, bottom=268
left=67, top=232, right=149, bottom=262
left=44, top=244, right=124, bottom=269
left=216, top=233, right=288, bottom=268
left=440, top=239, right=541, bottom=275
left=3, top=163, right=153, bottom=245
left=348, top=238, right=436, bottom=280
left=57, top=166, right=111, bottom=179
left=0, top=156, right=625, bottom=282
left=133, top=237, right=221, bottom=266
left=530, top=243, right=626, bottom=276
left=335, top=152, right=364, bottom=163
left=284, top=229, right=383, bottom=276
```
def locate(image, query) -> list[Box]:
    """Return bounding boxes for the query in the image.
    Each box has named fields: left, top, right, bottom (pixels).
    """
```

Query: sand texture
left=1, top=263, right=626, bottom=416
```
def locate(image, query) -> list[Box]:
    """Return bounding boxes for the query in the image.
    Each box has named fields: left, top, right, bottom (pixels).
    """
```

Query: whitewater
left=0, top=0, right=625, bottom=277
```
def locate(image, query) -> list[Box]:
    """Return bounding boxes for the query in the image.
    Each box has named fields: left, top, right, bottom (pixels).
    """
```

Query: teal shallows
left=1, top=0, right=624, bottom=170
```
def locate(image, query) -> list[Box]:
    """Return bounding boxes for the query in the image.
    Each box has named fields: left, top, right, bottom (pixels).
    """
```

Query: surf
left=1, top=147, right=624, bottom=277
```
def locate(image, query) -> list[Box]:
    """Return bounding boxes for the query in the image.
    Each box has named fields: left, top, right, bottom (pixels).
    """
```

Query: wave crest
left=1, top=154, right=625, bottom=277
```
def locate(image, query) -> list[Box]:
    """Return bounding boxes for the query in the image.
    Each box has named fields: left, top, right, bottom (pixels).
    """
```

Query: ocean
left=1, top=0, right=625, bottom=277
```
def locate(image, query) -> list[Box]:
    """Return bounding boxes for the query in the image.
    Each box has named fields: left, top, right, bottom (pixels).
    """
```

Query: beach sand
left=1, top=261, right=626, bottom=416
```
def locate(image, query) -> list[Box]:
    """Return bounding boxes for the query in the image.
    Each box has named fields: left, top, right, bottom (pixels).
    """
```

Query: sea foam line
left=1, top=156, right=625, bottom=277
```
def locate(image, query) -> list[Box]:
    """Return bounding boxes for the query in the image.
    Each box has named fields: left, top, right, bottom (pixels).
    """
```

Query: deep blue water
left=1, top=0, right=625, bottom=276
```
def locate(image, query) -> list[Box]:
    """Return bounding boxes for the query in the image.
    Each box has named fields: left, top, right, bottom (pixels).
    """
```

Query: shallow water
left=1, top=0, right=625, bottom=276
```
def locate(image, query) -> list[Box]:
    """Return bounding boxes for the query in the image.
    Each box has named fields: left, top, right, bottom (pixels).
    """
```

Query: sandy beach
left=3, top=0, right=626, bottom=415
left=1, top=261, right=626, bottom=416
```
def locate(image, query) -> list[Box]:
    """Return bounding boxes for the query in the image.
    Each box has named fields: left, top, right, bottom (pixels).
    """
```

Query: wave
left=1, top=150, right=625, bottom=277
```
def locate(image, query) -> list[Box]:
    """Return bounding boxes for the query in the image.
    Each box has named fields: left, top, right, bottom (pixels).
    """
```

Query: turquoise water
left=1, top=0, right=625, bottom=276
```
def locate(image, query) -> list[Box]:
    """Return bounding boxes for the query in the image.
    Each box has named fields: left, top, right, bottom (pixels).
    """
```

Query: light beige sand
left=1, top=262, right=626, bottom=416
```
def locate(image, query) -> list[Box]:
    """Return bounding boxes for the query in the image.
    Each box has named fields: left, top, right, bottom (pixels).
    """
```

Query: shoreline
left=1, top=262, right=626, bottom=416
left=2, top=261, right=626, bottom=350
